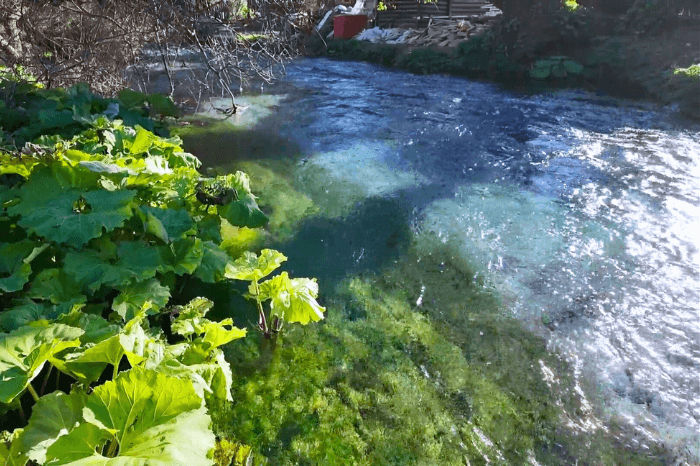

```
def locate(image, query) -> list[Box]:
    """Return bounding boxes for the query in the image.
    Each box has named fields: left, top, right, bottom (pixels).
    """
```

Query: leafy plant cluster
left=0, top=79, right=325, bottom=465
left=673, top=64, right=700, bottom=78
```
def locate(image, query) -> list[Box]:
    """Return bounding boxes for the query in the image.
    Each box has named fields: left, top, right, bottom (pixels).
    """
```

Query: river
left=186, top=58, right=700, bottom=463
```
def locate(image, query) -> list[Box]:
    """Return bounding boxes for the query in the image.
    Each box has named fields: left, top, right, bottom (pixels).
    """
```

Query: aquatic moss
left=217, top=266, right=563, bottom=465
left=213, top=234, right=672, bottom=465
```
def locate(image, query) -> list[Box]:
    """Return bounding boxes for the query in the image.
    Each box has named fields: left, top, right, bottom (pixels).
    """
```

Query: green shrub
left=397, top=48, right=453, bottom=75
left=530, top=56, right=585, bottom=80
left=454, top=36, right=492, bottom=75
left=0, top=79, right=324, bottom=465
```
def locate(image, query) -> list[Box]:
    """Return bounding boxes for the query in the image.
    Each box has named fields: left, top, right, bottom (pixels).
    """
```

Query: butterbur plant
left=0, top=79, right=324, bottom=465
left=225, top=249, right=326, bottom=337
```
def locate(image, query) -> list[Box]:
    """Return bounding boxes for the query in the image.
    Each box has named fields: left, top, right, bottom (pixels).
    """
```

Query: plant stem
left=16, top=401, right=26, bottom=424
left=253, top=280, right=269, bottom=335
left=113, top=357, right=121, bottom=380
left=106, top=438, right=119, bottom=458
left=26, top=383, right=40, bottom=402
left=41, top=365, right=53, bottom=395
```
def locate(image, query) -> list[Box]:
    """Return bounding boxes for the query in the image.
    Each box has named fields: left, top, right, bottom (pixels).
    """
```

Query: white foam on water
left=416, top=126, right=700, bottom=459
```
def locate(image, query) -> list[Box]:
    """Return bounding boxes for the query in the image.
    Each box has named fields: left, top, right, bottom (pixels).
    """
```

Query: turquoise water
left=193, top=58, right=700, bottom=461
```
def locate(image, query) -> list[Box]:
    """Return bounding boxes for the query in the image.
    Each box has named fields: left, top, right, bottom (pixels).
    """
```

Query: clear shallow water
left=241, top=59, right=700, bottom=459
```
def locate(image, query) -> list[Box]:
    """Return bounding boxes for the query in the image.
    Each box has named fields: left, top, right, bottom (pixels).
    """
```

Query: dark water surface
left=198, top=58, right=700, bottom=460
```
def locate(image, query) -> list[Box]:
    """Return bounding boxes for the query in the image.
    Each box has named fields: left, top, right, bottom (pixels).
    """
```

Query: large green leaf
left=0, top=323, right=83, bottom=404
left=217, top=172, right=252, bottom=195
left=158, top=237, right=204, bottom=275
left=63, top=250, right=140, bottom=293
left=257, top=272, right=325, bottom=324
left=194, top=241, right=231, bottom=283
left=116, top=89, right=148, bottom=109
left=551, top=63, right=567, bottom=78
left=146, top=94, right=180, bottom=119
left=57, top=311, right=119, bottom=345
left=217, top=194, right=268, bottom=229
left=128, top=127, right=153, bottom=155
left=62, top=315, right=152, bottom=383
left=84, top=366, right=202, bottom=435
left=0, top=153, right=38, bottom=179
left=200, top=320, right=246, bottom=349
left=170, top=297, right=245, bottom=354
left=27, top=268, right=85, bottom=304
left=112, top=278, right=171, bottom=321
left=45, top=367, right=215, bottom=465
left=0, top=299, right=84, bottom=332
left=0, top=241, right=36, bottom=293
left=156, top=357, right=229, bottom=402
left=563, top=59, right=584, bottom=75
left=44, top=423, right=110, bottom=465
left=141, top=206, right=194, bottom=243
left=224, top=249, right=287, bottom=282
left=195, top=215, right=222, bottom=244
left=170, top=297, right=214, bottom=339
left=64, top=241, right=168, bottom=293
left=2, top=427, right=26, bottom=466
left=8, top=168, right=136, bottom=248
left=15, top=390, right=87, bottom=464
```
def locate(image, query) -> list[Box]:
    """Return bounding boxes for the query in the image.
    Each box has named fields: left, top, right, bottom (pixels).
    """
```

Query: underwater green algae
left=215, top=235, right=569, bottom=465
left=213, top=239, right=671, bottom=465
left=219, top=279, right=550, bottom=465
left=231, top=161, right=319, bottom=241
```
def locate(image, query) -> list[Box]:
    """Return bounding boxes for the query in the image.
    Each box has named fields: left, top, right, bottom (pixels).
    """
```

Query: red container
left=333, top=14, right=368, bottom=39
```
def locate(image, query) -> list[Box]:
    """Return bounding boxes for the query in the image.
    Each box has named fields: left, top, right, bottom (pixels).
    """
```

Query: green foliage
left=397, top=49, right=453, bottom=75
left=454, top=36, right=492, bottom=74
left=674, top=64, right=700, bottom=78
left=0, top=66, right=44, bottom=89
left=563, top=0, right=580, bottom=10
left=226, top=250, right=325, bottom=334
left=531, top=56, right=585, bottom=79
left=0, top=324, right=83, bottom=404
left=0, top=79, right=323, bottom=465
left=257, top=273, right=325, bottom=325
left=117, top=89, right=181, bottom=119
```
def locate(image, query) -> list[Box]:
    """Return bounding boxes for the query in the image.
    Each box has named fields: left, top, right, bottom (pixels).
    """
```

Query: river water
left=201, top=58, right=700, bottom=461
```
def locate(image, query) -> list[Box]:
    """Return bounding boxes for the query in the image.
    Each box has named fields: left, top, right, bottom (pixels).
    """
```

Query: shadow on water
left=273, top=195, right=413, bottom=292
left=177, top=125, right=304, bottom=168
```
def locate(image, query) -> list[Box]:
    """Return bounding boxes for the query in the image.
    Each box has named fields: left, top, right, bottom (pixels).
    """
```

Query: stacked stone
left=354, top=10, right=500, bottom=47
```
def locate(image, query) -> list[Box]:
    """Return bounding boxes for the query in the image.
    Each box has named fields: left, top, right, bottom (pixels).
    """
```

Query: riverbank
left=304, top=9, right=699, bottom=121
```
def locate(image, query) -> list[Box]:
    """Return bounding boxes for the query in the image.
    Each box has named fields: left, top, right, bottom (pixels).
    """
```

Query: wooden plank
left=377, top=0, right=491, bottom=29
